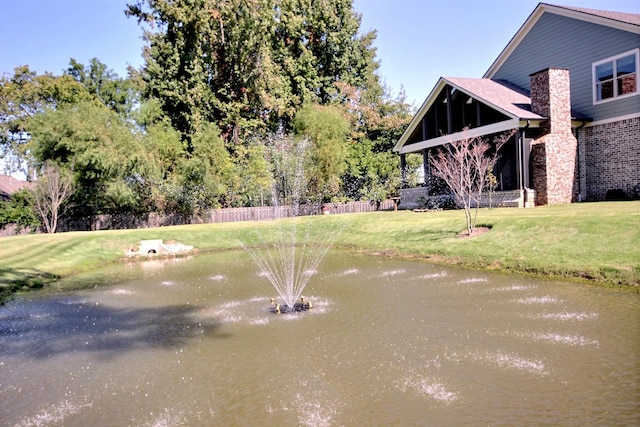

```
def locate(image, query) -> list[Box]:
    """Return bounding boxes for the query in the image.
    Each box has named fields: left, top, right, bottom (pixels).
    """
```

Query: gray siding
left=492, top=13, right=640, bottom=121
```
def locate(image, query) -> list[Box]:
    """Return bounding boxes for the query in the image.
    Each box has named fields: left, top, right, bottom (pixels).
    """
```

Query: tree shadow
left=0, top=296, right=227, bottom=360
left=0, top=267, right=61, bottom=304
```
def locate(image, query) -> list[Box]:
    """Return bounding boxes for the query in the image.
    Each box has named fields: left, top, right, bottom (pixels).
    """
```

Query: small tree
left=32, top=163, right=75, bottom=233
left=0, top=189, right=40, bottom=232
left=430, top=129, right=514, bottom=235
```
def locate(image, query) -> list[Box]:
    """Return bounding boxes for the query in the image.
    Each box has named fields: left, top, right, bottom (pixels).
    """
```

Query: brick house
left=394, top=3, right=640, bottom=208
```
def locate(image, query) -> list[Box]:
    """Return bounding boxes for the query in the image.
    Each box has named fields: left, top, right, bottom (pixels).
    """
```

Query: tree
left=293, top=104, right=350, bottom=201
left=429, top=130, right=514, bottom=236
left=65, top=58, right=141, bottom=119
left=164, top=122, right=232, bottom=213
left=28, top=100, right=152, bottom=216
left=0, top=188, right=40, bottom=232
left=344, top=138, right=401, bottom=204
left=125, top=0, right=379, bottom=142
left=0, top=66, right=91, bottom=177
left=226, top=141, right=273, bottom=207
left=32, top=162, right=75, bottom=233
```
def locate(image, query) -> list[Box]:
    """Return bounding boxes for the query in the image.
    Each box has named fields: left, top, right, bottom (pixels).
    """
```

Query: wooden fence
left=54, top=199, right=397, bottom=232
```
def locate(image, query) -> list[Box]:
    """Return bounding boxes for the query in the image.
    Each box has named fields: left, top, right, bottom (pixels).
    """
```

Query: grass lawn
left=1, top=201, right=639, bottom=302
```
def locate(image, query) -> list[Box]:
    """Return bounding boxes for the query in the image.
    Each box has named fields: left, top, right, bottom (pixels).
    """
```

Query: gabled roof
left=393, top=77, right=542, bottom=153
left=445, top=78, right=543, bottom=120
left=0, top=175, right=33, bottom=197
left=484, top=3, right=640, bottom=79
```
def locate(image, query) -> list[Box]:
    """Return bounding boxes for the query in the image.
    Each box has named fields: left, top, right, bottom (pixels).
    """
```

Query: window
left=593, top=49, right=639, bottom=104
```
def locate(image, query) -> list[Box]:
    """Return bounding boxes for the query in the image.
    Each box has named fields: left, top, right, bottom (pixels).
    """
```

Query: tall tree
left=125, top=0, right=379, bottom=142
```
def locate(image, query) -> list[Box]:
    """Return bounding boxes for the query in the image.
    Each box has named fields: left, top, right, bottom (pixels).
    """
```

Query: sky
left=1, top=0, right=639, bottom=108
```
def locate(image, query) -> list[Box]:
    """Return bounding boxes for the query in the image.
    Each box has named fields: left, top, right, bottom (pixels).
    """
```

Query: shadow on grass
left=0, top=297, right=226, bottom=360
left=0, top=267, right=61, bottom=304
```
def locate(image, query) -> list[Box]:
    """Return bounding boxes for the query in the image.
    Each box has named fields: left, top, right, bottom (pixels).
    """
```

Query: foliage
left=344, top=138, right=400, bottom=202
left=178, top=122, right=232, bottom=212
left=1, top=0, right=415, bottom=220
left=266, top=132, right=312, bottom=210
left=31, top=162, right=75, bottom=233
left=65, top=58, right=141, bottom=118
left=227, top=140, right=274, bottom=207
left=0, top=66, right=92, bottom=176
left=28, top=100, right=151, bottom=216
left=125, top=0, right=379, bottom=142
left=293, top=104, right=350, bottom=201
left=0, top=188, right=40, bottom=231
left=430, top=130, right=514, bottom=235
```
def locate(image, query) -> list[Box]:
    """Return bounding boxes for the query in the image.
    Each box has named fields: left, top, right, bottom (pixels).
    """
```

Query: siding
left=491, top=12, right=640, bottom=121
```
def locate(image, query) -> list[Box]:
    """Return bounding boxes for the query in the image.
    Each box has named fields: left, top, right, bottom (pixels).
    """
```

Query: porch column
left=446, top=86, right=453, bottom=134
left=422, top=148, right=430, bottom=192
left=516, top=130, right=523, bottom=190
left=400, top=153, right=407, bottom=188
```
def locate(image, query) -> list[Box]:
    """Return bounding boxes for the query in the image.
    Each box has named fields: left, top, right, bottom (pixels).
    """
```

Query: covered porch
left=393, top=77, right=546, bottom=210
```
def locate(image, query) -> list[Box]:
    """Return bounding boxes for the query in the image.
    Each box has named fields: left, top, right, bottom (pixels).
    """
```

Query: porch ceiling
left=397, top=118, right=522, bottom=154
left=394, top=77, right=544, bottom=153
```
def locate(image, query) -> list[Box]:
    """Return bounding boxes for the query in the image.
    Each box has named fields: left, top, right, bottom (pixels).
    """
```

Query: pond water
left=1, top=250, right=638, bottom=426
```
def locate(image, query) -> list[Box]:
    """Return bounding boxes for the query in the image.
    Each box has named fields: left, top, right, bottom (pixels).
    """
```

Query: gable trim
left=393, top=78, right=449, bottom=152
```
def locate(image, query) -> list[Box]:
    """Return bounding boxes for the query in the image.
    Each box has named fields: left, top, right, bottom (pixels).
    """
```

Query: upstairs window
left=593, top=49, right=639, bottom=104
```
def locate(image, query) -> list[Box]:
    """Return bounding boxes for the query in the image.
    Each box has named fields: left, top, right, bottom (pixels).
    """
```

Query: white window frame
left=592, top=48, right=640, bottom=105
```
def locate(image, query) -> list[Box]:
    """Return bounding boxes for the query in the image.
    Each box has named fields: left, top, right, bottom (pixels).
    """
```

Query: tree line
left=1, top=0, right=424, bottom=233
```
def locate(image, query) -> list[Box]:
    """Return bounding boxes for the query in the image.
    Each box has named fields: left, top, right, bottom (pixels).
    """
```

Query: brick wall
left=580, top=117, right=640, bottom=200
left=529, top=68, right=578, bottom=205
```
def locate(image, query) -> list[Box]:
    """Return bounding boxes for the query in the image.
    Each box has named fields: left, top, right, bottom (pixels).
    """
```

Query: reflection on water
left=0, top=250, right=638, bottom=426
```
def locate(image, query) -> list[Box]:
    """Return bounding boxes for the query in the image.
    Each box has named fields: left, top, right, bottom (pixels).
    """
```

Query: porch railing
left=398, top=187, right=535, bottom=210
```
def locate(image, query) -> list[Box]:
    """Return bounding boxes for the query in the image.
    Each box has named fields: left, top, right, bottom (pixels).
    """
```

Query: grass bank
left=1, top=201, right=638, bottom=302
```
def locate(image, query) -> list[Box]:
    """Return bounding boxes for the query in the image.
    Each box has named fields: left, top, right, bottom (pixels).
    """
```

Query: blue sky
left=1, top=0, right=638, bottom=107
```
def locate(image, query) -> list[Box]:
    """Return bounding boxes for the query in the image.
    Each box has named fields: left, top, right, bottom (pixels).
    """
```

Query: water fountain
left=243, top=134, right=343, bottom=312
left=246, top=220, right=334, bottom=311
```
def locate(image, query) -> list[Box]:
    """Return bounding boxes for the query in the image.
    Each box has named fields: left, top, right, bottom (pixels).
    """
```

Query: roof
left=443, top=77, right=543, bottom=120
left=0, top=175, right=33, bottom=197
left=555, top=4, right=640, bottom=26
left=485, top=3, right=640, bottom=78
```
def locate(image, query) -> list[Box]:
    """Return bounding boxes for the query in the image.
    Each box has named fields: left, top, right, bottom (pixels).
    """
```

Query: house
left=394, top=3, right=640, bottom=208
left=0, top=175, right=33, bottom=201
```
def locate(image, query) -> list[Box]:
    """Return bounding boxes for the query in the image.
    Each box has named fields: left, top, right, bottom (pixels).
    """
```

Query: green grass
left=1, top=201, right=639, bottom=302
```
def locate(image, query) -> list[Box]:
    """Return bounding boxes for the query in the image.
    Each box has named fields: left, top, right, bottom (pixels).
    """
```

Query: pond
left=1, top=250, right=638, bottom=426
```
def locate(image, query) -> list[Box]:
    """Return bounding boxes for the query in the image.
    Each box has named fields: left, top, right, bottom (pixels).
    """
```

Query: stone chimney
left=529, top=68, right=578, bottom=205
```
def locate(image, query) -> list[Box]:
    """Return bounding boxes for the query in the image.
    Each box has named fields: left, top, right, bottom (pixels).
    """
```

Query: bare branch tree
left=430, top=129, right=514, bottom=235
left=32, top=162, right=74, bottom=233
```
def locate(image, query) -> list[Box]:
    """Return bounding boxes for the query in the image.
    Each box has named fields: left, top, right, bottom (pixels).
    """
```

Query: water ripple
left=468, top=351, right=549, bottom=376
left=514, top=295, right=561, bottom=305
left=398, top=376, right=460, bottom=405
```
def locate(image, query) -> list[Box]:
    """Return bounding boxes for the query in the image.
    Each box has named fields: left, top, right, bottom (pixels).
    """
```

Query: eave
left=396, top=119, right=521, bottom=155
